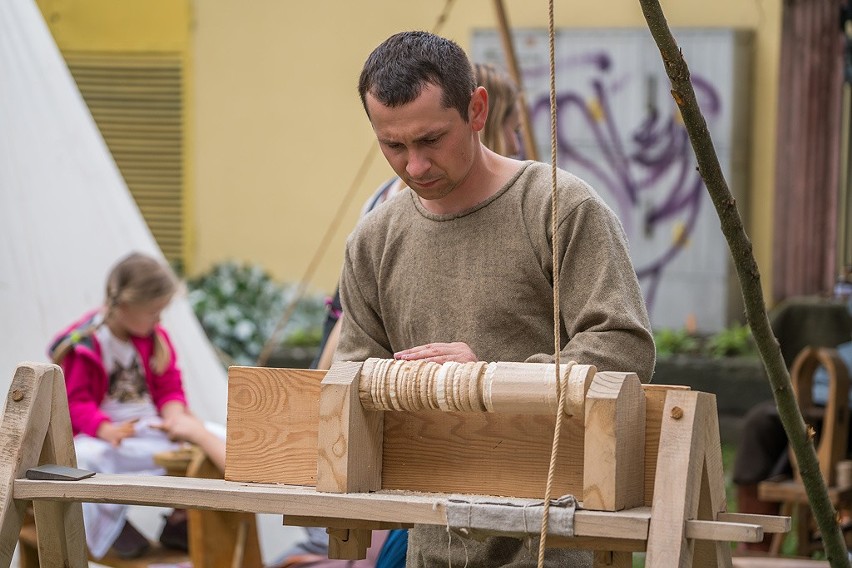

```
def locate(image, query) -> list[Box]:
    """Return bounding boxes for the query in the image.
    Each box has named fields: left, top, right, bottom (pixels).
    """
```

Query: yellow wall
left=35, top=0, right=195, bottom=268
left=36, top=0, right=190, bottom=51
left=192, top=0, right=781, bottom=299
left=36, top=0, right=781, bottom=298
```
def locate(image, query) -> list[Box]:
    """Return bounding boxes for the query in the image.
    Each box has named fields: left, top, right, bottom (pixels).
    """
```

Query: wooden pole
left=491, top=0, right=539, bottom=161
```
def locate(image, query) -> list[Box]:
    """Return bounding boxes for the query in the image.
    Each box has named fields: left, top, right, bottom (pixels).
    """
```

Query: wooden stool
left=758, top=346, right=852, bottom=556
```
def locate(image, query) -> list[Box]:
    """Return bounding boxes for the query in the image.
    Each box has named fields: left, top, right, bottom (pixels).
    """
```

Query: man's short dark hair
left=358, top=31, right=476, bottom=122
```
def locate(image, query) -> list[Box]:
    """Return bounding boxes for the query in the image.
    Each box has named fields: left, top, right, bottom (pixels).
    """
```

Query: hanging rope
left=256, top=0, right=459, bottom=366
left=537, top=0, right=561, bottom=565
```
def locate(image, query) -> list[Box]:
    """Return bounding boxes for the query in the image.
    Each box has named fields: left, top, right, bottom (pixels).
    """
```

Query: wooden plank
left=717, top=512, right=791, bottom=533
left=692, top=393, right=732, bottom=567
left=0, top=363, right=56, bottom=567
left=731, top=557, right=829, bottom=568
left=583, top=372, right=645, bottom=511
left=317, top=361, right=382, bottom=493
left=573, top=507, right=651, bottom=540
left=14, top=475, right=652, bottom=542
left=549, top=536, right=644, bottom=552
left=382, top=408, right=584, bottom=497
left=641, top=384, right=691, bottom=506
left=645, top=390, right=709, bottom=567
left=225, top=367, right=324, bottom=485
left=283, top=515, right=411, bottom=530
left=32, top=364, right=88, bottom=568
left=685, top=520, right=762, bottom=543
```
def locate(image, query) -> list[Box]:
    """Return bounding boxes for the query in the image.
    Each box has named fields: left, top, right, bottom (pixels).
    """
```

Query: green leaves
left=186, top=261, right=324, bottom=366
left=653, top=323, right=756, bottom=359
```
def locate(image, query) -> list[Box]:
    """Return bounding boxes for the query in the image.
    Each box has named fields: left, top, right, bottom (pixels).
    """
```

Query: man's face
left=366, top=83, right=482, bottom=204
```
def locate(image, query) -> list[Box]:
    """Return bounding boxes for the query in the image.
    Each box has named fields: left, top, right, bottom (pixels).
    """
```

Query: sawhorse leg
left=0, top=363, right=87, bottom=568
left=645, top=390, right=733, bottom=567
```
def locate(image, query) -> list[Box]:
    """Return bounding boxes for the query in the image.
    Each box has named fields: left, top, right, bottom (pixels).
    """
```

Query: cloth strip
left=445, top=494, right=576, bottom=541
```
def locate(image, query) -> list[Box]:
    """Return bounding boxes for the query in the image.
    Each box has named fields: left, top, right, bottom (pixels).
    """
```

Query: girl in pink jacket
left=49, top=252, right=190, bottom=560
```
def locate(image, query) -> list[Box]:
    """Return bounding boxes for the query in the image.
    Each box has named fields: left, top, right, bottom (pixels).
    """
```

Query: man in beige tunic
left=335, top=31, right=655, bottom=568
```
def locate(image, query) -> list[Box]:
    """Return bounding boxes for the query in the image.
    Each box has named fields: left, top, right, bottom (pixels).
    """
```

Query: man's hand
left=394, top=342, right=478, bottom=363
left=97, top=419, right=137, bottom=447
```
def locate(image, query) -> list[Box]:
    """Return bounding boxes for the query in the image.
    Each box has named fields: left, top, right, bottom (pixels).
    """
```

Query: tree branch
left=638, top=0, right=849, bottom=564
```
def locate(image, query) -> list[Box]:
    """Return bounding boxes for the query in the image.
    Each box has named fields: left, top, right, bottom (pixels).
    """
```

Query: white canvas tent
left=0, top=0, right=305, bottom=562
left=0, top=0, right=227, bottom=424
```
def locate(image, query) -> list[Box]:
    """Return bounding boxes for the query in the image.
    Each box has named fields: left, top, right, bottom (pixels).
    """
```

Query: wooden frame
left=758, top=346, right=852, bottom=556
left=0, top=361, right=790, bottom=568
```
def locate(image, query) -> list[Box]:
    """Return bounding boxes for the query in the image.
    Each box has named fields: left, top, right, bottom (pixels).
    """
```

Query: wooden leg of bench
left=1, top=364, right=67, bottom=568
left=31, top=368, right=88, bottom=568
left=18, top=518, right=40, bottom=568
left=646, top=391, right=734, bottom=567
left=186, top=451, right=263, bottom=568
left=694, top=401, right=733, bottom=568
left=326, top=528, right=371, bottom=560
left=32, top=501, right=87, bottom=568
left=593, top=551, right=632, bottom=567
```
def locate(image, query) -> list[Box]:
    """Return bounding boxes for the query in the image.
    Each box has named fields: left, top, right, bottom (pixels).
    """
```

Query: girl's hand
left=159, top=400, right=189, bottom=424
left=97, top=419, right=137, bottom=447
left=154, top=412, right=206, bottom=445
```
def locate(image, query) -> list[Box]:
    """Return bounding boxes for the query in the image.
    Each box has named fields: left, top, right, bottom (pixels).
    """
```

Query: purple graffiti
left=526, top=54, right=722, bottom=313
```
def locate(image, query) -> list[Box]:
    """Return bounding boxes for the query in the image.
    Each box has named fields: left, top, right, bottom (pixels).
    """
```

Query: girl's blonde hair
left=53, top=252, right=178, bottom=374
left=475, top=62, right=520, bottom=157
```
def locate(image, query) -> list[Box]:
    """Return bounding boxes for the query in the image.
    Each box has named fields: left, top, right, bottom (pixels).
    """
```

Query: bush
left=186, top=261, right=325, bottom=366
left=653, top=328, right=700, bottom=357
left=653, top=323, right=757, bottom=359
left=706, top=322, right=756, bottom=358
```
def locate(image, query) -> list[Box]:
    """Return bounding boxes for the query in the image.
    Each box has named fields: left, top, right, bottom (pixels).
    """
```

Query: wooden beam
left=593, top=551, right=632, bottom=567
left=31, top=365, right=88, bottom=568
left=685, top=520, right=762, bottom=543
left=0, top=363, right=62, bottom=568
left=645, top=390, right=711, bottom=566
left=583, top=372, right=645, bottom=511
left=693, top=393, right=733, bottom=566
left=317, top=361, right=382, bottom=493
left=641, top=384, right=691, bottom=506
left=14, top=475, right=653, bottom=542
left=283, top=515, right=411, bottom=530
left=716, top=513, right=791, bottom=534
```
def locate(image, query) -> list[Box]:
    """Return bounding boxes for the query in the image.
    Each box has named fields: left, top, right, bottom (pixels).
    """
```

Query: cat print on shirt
left=108, top=358, right=149, bottom=402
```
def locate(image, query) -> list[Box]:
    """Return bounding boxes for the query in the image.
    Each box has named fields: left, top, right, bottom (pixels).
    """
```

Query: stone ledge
left=653, top=355, right=770, bottom=445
